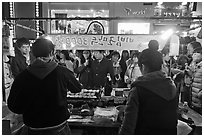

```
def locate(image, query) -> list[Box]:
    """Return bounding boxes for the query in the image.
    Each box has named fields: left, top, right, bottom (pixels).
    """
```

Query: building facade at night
left=2, top=2, right=202, bottom=38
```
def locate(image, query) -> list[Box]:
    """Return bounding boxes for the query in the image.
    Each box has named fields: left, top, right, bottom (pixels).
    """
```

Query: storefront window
left=50, top=10, right=109, bottom=34
left=118, top=23, right=150, bottom=34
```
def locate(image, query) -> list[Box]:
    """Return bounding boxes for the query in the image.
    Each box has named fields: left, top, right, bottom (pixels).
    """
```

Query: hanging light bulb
left=35, top=2, right=40, bottom=37
left=9, top=2, right=15, bottom=37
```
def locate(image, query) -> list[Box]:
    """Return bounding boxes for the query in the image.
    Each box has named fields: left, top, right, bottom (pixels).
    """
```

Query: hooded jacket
left=119, top=71, right=178, bottom=135
left=8, top=58, right=82, bottom=128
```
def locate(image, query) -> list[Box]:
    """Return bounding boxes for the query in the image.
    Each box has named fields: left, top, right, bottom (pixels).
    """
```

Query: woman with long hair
left=75, top=50, right=93, bottom=89
left=124, top=52, right=142, bottom=88
left=119, top=50, right=130, bottom=88
left=59, top=50, right=75, bottom=72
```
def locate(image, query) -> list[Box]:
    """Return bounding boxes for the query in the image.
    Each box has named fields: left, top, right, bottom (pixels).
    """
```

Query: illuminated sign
left=124, top=8, right=146, bottom=16
left=154, top=7, right=190, bottom=17
left=48, top=34, right=177, bottom=51
left=162, top=9, right=182, bottom=17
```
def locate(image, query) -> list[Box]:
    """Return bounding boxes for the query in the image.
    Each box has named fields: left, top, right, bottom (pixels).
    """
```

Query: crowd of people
left=4, top=35, right=202, bottom=135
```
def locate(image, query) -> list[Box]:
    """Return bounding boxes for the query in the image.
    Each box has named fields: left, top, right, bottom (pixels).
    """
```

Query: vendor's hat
left=32, top=37, right=55, bottom=57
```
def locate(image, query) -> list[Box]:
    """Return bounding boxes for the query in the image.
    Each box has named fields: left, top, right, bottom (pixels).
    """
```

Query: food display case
left=66, top=88, right=130, bottom=134
left=66, top=88, right=129, bottom=108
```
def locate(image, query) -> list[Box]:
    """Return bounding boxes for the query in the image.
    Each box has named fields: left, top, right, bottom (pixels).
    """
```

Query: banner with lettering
left=48, top=34, right=178, bottom=51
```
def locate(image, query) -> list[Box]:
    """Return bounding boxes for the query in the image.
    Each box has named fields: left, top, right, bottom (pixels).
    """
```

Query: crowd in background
left=5, top=36, right=202, bottom=116
left=2, top=36, right=202, bottom=135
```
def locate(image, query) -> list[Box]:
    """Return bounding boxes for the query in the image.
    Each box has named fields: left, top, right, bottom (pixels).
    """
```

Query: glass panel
left=50, top=10, right=109, bottom=34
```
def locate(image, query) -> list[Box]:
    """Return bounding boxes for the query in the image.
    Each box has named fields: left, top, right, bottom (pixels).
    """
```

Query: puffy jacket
left=191, top=61, right=202, bottom=108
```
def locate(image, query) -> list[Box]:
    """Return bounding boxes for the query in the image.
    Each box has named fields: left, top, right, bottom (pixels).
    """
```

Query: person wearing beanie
left=148, top=40, right=159, bottom=51
left=7, top=37, right=82, bottom=135
left=10, top=37, right=35, bottom=78
left=119, top=48, right=177, bottom=135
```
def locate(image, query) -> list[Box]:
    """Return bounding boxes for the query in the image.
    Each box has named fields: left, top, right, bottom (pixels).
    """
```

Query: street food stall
left=2, top=2, right=202, bottom=135
left=2, top=30, right=202, bottom=135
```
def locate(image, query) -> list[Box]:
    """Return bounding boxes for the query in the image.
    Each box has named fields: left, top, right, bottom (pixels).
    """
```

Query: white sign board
left=48, top=34, right=178, bottom=51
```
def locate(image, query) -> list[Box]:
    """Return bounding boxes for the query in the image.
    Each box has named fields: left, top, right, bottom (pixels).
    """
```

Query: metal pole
left=2, top=16, right=202, bottom=21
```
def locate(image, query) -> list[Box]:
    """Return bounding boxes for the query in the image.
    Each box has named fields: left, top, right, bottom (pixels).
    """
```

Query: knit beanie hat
left=148, top=40, right=159, bottom=51
left=32, top=38, right=55, bottom=57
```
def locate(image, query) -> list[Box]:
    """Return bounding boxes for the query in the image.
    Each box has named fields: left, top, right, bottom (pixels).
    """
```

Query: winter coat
left=119, top=71, right=177, bottom=135
left=7, top=58, right=82, bottom=128
left=90, top=57, right=115, bottom=88
left=191, top=61, right=202, bottom=109
left=10, top=50, right=35, bottom=78
left=10, top=50, right=28, bottom=78
left=119, top=58, right=128, bottom=83
left=75, top=58, right=93, bottom=89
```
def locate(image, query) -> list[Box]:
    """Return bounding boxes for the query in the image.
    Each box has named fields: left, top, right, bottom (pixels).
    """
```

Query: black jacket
left=90, top=57, right=115, bottom=88
left=75, top=58, right=93, bottom=89
left=10, top=50, right=28, bottom=78
left=119, top=58, right=127, bottom=82
left=7, top=59, right=82, bottom=128
left=119, top=71, right=178, bottom=135
left=10, top=50, right=35, bottom=78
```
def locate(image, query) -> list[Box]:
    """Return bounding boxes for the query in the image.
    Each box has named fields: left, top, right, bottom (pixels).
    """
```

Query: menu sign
left=49, top=34, right=177, bottom=51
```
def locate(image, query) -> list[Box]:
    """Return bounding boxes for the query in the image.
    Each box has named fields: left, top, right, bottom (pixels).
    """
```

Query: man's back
left=134, top=86, right=177, bottom=134
left=8, top=64, right=82, bottom=128
left=119, top=71, right=177, bottom=135
left=8, top=37, right=82, bottom=134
